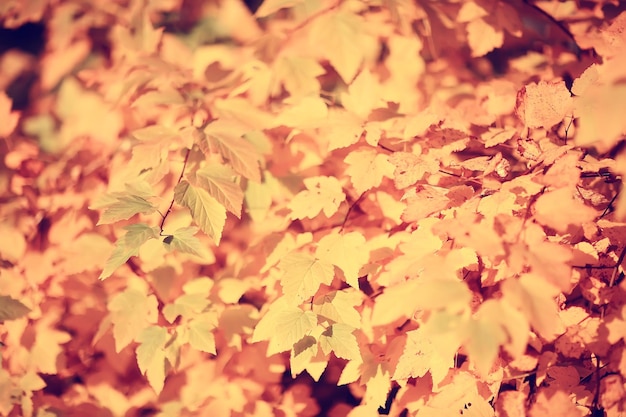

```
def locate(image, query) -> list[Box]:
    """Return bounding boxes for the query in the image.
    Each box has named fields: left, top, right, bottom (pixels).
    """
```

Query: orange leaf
left=515, top=80, right=573, bottom=128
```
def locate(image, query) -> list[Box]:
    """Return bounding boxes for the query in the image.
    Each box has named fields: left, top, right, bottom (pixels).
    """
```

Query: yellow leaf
left=288, top=176, right=346, bottom=219
left=99, top=224, right=161, bottom=280
left=273, top=55, right=325, bottom=99
left=502, top=273, right=565, bottom=341
left=393, top=327, right=433, bottom=380
left=136, top=326, right=168, bottom=394
left=174, top=180, right=227, bottom=244
left=290, top=335, right=318, bottom=377
left=315, top=231, right=368, bottom=288
left=279, top=252, right=335, bottom=305
left=188, top=316, right=218, bottom=355
left=319, top=323, right=361, bottom=361
left=345, top=148, right=395, bottom=195
left=108, top=287, right=159, bottom=352
left=196, top=164, right=244, bottom=218
left=251, top=298, right=318, bottom=356
left=309, top=11, right=378, bottom=83
left=203, top=120, right=262, bottom=181
left=313, top=289, right=362, bottom=329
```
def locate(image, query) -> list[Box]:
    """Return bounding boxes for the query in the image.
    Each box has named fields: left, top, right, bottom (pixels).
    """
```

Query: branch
left=159, top=148, right=191, bottom=235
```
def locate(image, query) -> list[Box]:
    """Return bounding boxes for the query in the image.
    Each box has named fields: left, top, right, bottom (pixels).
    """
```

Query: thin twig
left=159, top=148, right=191, bottom=235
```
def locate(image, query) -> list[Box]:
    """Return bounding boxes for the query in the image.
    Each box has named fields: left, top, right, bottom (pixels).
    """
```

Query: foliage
left=1, top=0, right=626, bottom=416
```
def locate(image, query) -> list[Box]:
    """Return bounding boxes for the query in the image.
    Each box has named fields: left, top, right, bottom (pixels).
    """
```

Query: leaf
left=188, top=316, right=218, bottom=355
left=371, top=278, right=471, bottom=326
left=136, top=326, right=168, bottom=395
left=97, top=195, right=157, bottom=225
left=99, top=224, right=160, bottom=280
left=251, top=298, right=318, bottom=355
left=393, top=327, right=434, bottom=380
left=162, top=226, right=212, bottom=259
left=174, top=180, right=227, bottom=244
left=534, top=187, right=597, bottom=233
left=273, top=56, right=325, bottom=99
left=315, top=231, right=368, bottom=288
left=163, top=293, right=211, bottom=323
left=290, top=335, right=319, bottom=378
left=255, top=0, right=305, bottom=17
left=309, top=11, right=377, bottom=83
left=0, top=295, right=30, bottom=322
left=94, top=182, right=158, bottom=225
left=195, top=164, right=244, bottom=218
left=515, top=80, right=573, bottom=128
left=388, top=151, right=439, bottom=189
left=344, top=148, right=395, bottom=195
left=0, top=92, right=19, bottom=138
left=466, top=18, right=504, bottom=57
left=203, top=120, right=262, bottom=181
left=319, top=323, right=361, bottom=361
left=502, top=273, right=564, bottom=341
left=108, top=287, right=159, bottom=352
left=279, top=252, right=335, bottom=305
left=288, top=176, right=346, bottom=219
left=573, top=84, right=626, bottom=152
left=313, top=289, right=362, bottom=329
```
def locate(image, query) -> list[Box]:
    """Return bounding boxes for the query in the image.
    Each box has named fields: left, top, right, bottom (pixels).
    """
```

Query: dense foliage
left=1, top=0, right=626, bottom=416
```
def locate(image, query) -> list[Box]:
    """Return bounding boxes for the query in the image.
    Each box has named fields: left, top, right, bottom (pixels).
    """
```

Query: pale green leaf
left=255, top=0, right=305, bottom=17
left=98, top=195, right=157, bottom=225
left=203, top=120, right=262, bottom=181
left=0, top=295, right=30, bottom=321
left=99, top=224, right=160, bottom=280
left=313, top=289, right=362, bottom=328
left=251, top=298, right=318, bottom=355
left=163, top=292, right=211, bottom=323
left=315, top=231, right=368, bottom=288
left=136, top=326, right=168, bottom=394
left=319, top=323, right=360, bottom=361
left=174, top=180, right=226, bottom=244
left=188, top=318, right=217, bottom=355
left=108, top=288, right=159, bottom=352
left=196, top=164, right=244, bottom=218
left=163, top=226, right=212, bottom=259
left=279, top=252, right=335, bottom=305
left=131, top=125, right=179, bottom=142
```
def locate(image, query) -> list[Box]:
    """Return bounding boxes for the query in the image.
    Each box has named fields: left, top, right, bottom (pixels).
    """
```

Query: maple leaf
left=136, top=326, right=168, bottom=394
left=251, top=298, right=318, bottom=355
left=315, top=231, right=368, bottom=288
left=319, top=323, right=361, bottom=361
left=108, top=287, right=159, bottom=352
left=515, top=80, right=573, bottom=129
left=279, top=252, right=335, bottom=305
left=174, top=180, right=227, bottom=244
left=0, top=295, right=30, bottom=322
left=99, top=224, right=161, bottom=280
left=344, top=148, right=395, bottom=195
left=163, top=292, right=211, bottom=323
left=162, top=226, right=212, bottom=259
left=288, top=176, right=346, bottom=219
left=195, top=164, right=244, bottom=218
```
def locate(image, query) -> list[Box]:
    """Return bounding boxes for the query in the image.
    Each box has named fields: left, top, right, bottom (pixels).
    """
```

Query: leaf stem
left=159, top=148, right=191, bottom=235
